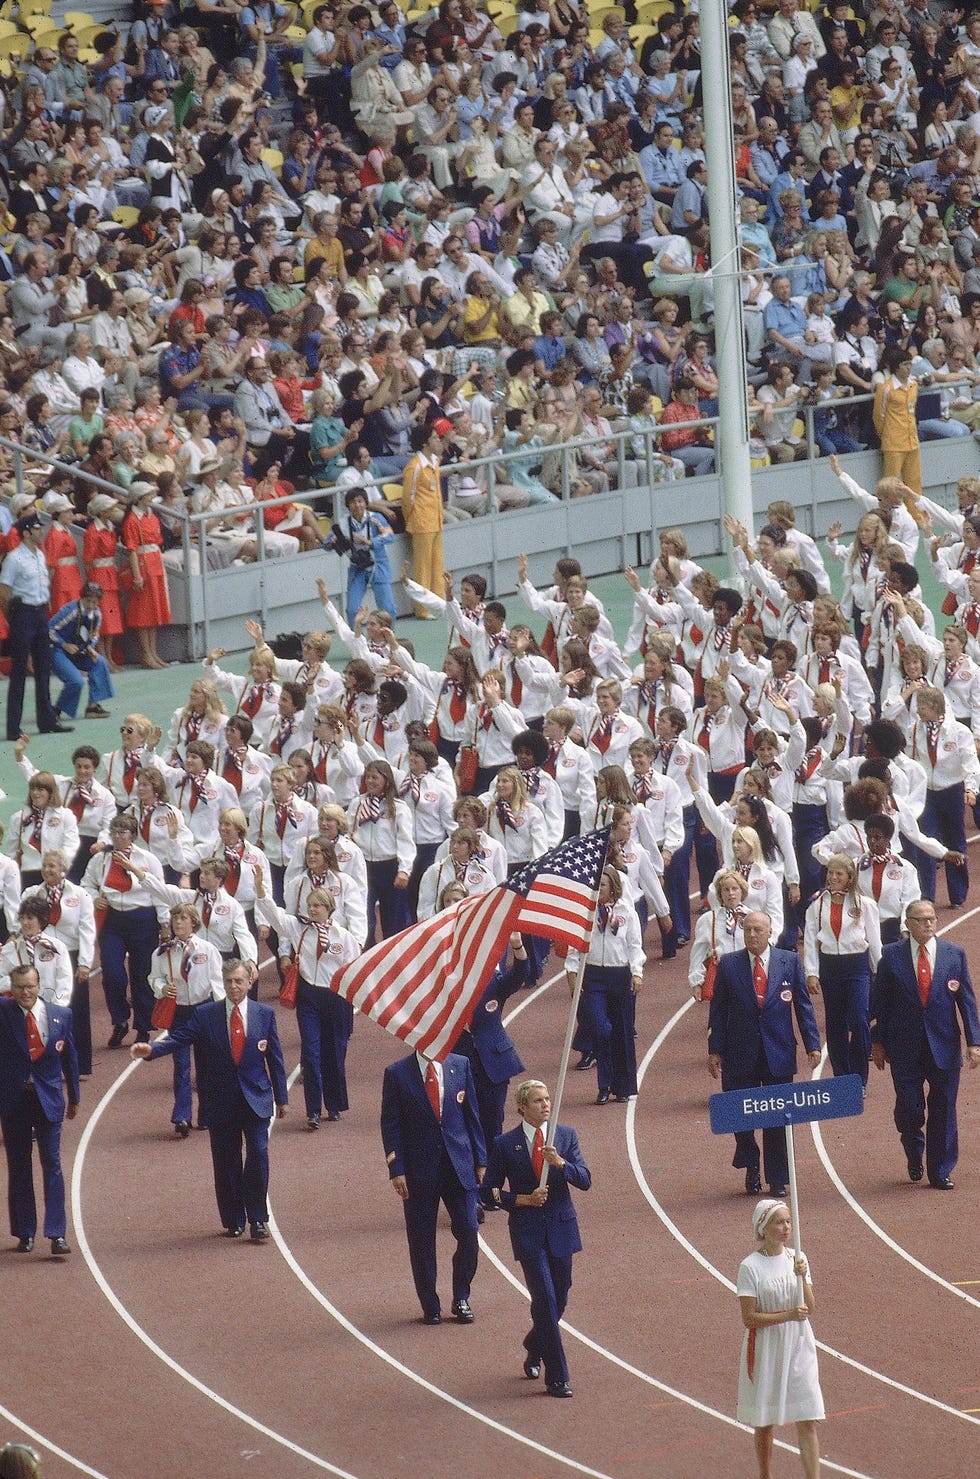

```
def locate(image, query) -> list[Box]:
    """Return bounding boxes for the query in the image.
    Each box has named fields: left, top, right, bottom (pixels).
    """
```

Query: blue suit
left=708, top=947, right=821, bottom=1189
left=483, top=1122, right=591, bottom=1387
left=871, top=939, right=980, bottom=1184
left=452, top=957, right=529, bottom=1150
left=149, top=1000, right=288, bottom=1232
left=381, top=1052, right=486, bottom=1320
left=0, top=998, right=79, bottom=1241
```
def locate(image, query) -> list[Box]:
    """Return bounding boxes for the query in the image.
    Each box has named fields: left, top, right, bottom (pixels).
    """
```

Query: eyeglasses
left=120, top=725, right=138, bottom=734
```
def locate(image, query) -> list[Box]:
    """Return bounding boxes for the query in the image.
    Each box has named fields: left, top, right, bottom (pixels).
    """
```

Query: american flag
left=331, top=828, right=611, bottom=1061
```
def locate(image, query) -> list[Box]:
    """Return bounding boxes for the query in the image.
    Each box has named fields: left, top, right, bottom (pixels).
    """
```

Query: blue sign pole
left=709, top=1073, right=864, bottom=1300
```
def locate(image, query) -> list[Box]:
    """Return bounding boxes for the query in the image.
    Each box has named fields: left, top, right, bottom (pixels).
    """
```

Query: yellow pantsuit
left=403, top=451, right=444, bottom=614
left=873, top=375, right=921, bottom=493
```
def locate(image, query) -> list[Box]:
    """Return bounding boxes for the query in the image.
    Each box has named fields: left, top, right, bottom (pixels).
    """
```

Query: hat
left=752, top=1199, right=787, bottom=1240
left=127, top=480, right=158, bottom=500
left=193, top=457, right=223, bottom=479
left=432, top=416, right=453, bottom=437
left=145, top=105, right=169, bottom=128
left=41, top=491, right=74, bottom=516
left=88, top=493, right=121, bottom=516
left=210, top=187, right=228, bottom=206
left=10, top=491, right=36, bottom=517
left=124, top=286, right=151, bottom=307
left=16, top=513, right=42, bottom=535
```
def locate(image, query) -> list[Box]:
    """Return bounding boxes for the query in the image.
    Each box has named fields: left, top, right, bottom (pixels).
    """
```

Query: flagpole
left=538, top=938, right=592, bottom=1191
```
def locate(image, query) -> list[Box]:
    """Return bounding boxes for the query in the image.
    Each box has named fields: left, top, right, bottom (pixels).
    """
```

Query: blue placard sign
left=709, top=1074, right=864, bottom=1135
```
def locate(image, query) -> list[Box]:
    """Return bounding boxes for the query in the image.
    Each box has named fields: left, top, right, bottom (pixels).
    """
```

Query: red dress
left=82, top=521, right=123, bottom=636
left=45, top=523, right=84, bottom=616
left=122, top=509, right=171, bottom=627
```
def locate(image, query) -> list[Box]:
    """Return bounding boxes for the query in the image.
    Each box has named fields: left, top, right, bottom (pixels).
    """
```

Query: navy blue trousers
left=521, top=1247, right=574, bottom=1387
left=207, top=1099, right=271, bottom=1232
left=402, top=1150, right=479, bottom=1319
left=367, top=856, right=412, bottom=941
left=722, top=1044, right=790, bottom=1190
left=581, top=965, right=637, bottom=1099
left=891, top=1040, right=960, bottom=1185
left=664, top=803, right=697, bottom=944
left=819, top=950, right=871, bottom=1085
left=100, top=906, right=159, bottom=1032
left=296, top=980, right=354, bottom=1117
left=918, top=783, right=968, bottom=906
left=2, top=1090, right=66, bottom=1239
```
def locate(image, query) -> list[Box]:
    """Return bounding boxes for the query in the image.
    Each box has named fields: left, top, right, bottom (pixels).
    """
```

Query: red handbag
left=279, top=960, right=299, bottom=1009
left=456, top=746, right=478, bottom=794
left=151, top=994, right=177, bottom=1031
left=700, top=955, right=717, bottom=1002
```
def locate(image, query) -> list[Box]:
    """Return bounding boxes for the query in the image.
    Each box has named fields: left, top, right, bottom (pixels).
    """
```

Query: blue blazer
left=149, top=1000, right=288, bottom=1122
left=708, top=947, right=820, bottom=1081
left=452, top=957, right=529, bottom=1085
left=0, top=999, right=79, bottom=1123
left=484, top=1122, right=591, bottom=1261
left=381, top=1052, right=487, bottom=1192
left=872, top=939, right=980, bottom=1074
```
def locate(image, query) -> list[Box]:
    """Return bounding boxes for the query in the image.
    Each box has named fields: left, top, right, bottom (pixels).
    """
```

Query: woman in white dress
left=737, top=1199, right=824, bottom=1479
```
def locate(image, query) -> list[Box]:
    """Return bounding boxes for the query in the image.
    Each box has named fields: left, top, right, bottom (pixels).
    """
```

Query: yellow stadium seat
left=112, top=206, right=141, bottom=228
left=26, top=26, right=60, bottom=50
left=64, top=9, right=96, bottom=26
left=261, top=146, right=285, bottom=175
left=70, top=22, right=104, bottom=46
left=0, top=33, right=32, bottom=56
left=495, top=12, right=519, bottom=34
left=382, top=483, right=403, bottom=503
left=0, top=18, right=19, bottom=35
left=284, top=23, right=305, bottom=39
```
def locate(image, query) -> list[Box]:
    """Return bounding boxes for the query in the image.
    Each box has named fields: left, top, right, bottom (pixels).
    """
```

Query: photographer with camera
left=323, top=487, right=396, bottom=627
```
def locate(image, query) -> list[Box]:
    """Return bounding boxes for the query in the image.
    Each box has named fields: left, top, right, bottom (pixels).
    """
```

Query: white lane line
left=70, top=1057, right=358, bottom=1479
left=628, top=999, right=980, bottom=1429
left=0, top=1403, right=108, bottom=1479
left=475, top=1238, right=873, bottom=1478
left=805, top=902, right=980, bottom=1313
left=268, top=1065, right=614, bottom=1479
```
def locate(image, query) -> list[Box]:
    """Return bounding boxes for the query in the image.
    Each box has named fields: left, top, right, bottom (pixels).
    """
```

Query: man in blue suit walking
left=0, top=964, right=79, bottom=1255
left=708, top=910, right=822, bottom=1197
left=133, top=960, right=288, bottom=1240
left=381, top=1048, right=486, bottom=1325
left=483, top=1079, right=591, bottom=1398
left=871, top=898, right=980, bottom=1189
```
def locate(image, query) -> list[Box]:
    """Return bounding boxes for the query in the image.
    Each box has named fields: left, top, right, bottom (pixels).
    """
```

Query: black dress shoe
left=768, top=1184, right=787, bottom=1197
left=135, top=1030, right=150, bottom=1044
left=547, top=1382, right=573, bottom=1398
left=227, top=1226, right=245, bottom=1238
left=422, top=1311, right=442, bottom=1325
left=907, top=1157, right=924, bottom=1183
left=306, top=1116, right=320, bottom=1131
left=174, top=1121, right=190, bottom=1138
left=50, top=1238, right=71, bottom=1255
left=476, top=1203, right=485, bottom=1225
left=326, top=1110, right=340, bottom=1121
left=15, top=1236, right=34, bottom=1253
left=107, top=1023, right=129, bottom=1048
left=595, top=1089, right=611, bottom=1105
left=451, top=1298, right=474, bottom=1324
left=574, top=1052, right=596, bottom=1070
left=523, top=1355, right=541, bottom=1380
left=745, top=1169, right=763, bottom=1196
left=41, top=723, right=74, bottom=734
left=930, top=1176, right=955, bottom=1190
left=250, top=1222, right=270, bottom=1241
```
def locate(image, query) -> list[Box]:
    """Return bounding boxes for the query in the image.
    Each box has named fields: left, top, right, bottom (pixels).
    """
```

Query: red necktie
left=926, top=721, right=940, bottom=768
left=229, top=1003, right=245, bottom=1064
left=123, top=752, right=140, bottom=793
left=28, top=810, right=44, bottom=852
left=917, top=944, right=931, bottom=1008
left=697, top=713, right=712, bottom=752
left=425, top=1061, right=441, bottom=1122
left=105, top=855, right=133, bottom=892
left=314, top=747, right=329, bottom=783
left=140, top=806, right=154, bottom=843
left=275, top=803, right=290, bottom=839
left=818, top=658, right=831, bottom=685
left=25, top=1009, right=44, bottom=1062
left=224, top=846, right=242, bottom=894
left=47, top=887, right=62, bottom=925
left=531, top=1126, right=544, bottom=1180
left=510, top=663, right=523, bottom=708
left=966, top=604, right=980, bottom=637
left=544, top=744, right=560, bottom=777
left=753, top=954, right=767, bottom=1005
left=447, top=683, right=466, bottom=724
left=200, top=892, right=214, bottom=926
left=241, top=684, right=265, bottom=719
left=830, top=897, right=843, bottom=938
left=223, top=750, right=245, bottom=792
left=372, top=716, right=386, bottom=748
left=871, top=859, right=885, bottom=901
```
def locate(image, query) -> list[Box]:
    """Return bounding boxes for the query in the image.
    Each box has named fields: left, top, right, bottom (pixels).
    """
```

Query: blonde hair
left=713, top=869, right=749, bottom=905
left=731, top=826, right=764, bottom=866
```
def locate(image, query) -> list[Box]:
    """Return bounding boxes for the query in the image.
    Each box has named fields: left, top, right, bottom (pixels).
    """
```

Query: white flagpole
left=538, top=926, right=594, bottom=1191
left=785, top=1124, right=805, bottom=1305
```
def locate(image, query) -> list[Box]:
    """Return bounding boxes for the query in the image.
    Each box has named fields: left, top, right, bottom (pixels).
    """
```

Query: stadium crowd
left=4, top=0, right=980, bottom=638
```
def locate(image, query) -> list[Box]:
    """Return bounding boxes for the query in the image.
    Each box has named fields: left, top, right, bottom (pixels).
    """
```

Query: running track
left=4, top=892, right=980, bottom=1478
